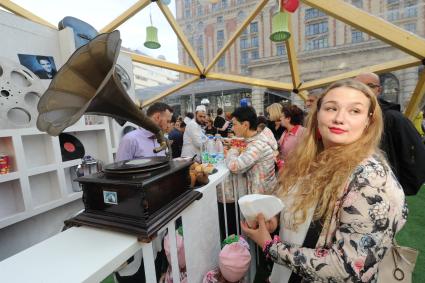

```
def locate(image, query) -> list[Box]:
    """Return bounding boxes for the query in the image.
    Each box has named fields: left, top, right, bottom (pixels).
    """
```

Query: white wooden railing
left=0, top=164, right=258, bottom=283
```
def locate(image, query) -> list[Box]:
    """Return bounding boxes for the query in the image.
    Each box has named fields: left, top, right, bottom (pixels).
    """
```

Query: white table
left=0, top=165, right=230, bottom=283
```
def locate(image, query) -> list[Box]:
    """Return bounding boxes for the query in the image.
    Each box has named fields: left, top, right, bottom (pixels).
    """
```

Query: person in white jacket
left=181, top=105, right=208, bottom=161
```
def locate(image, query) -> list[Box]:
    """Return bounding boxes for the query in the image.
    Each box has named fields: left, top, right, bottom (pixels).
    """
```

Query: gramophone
left=37, top=31, right=202, bottom=241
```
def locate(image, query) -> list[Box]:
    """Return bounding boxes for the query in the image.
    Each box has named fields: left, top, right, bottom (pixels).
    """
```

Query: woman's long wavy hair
left=276, top=79, right=383, bottom=228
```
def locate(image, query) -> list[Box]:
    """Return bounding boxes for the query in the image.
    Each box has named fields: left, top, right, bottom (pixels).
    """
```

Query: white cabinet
left=0, top=118, right=116, bottom=229
left=0, top=9, right=136, bottom=235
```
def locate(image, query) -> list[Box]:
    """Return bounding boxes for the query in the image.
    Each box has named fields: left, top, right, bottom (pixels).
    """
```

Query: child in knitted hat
left=203, top=235, right=251, bottom=283
left=160, top=227, right=187, bottom=283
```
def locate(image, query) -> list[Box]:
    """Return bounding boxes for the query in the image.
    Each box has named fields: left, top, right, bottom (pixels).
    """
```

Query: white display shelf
left=60, top=159, right=82, bottom=169
left=21, top=134, right=56, bottom=168
left=0, top=171, right=20, bottom=183
left=0, top=136, right=18, bottom=173
left=0, top=179, right=25, bottom=219
left=27, top=164, right=57, bottom=177
left=63, top=167, right=82, bottom=194
left=28, top=171, right=61, bottom=208
left=0, top=192, right=82, bottom=230
left=63, top=123, right=106, bottom=133
left=65, top=129, right=112, bottom=164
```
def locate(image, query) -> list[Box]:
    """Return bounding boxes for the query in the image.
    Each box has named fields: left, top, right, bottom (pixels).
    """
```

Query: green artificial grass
left=101, top=274, right=115, bottom=283
left=396, top=184, right=425, bottom=283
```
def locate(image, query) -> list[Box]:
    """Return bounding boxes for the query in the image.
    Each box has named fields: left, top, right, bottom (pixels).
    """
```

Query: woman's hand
left=241, top=214, right=273, bottom=247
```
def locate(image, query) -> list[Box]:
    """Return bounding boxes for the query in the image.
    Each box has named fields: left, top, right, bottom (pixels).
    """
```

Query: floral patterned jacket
left=267, top=154, right=408, bottom=282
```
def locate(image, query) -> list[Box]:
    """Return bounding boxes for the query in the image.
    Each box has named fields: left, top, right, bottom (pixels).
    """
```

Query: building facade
left=123, top=48, right=178, bottom=90
left=175, top=0, right=425, bottom=113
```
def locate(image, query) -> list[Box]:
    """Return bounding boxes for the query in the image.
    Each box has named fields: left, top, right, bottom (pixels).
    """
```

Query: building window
left=351, top=30, right=363, bottom=43
left=276, top=44, right=285, bottom=56
left=237, top=0, right=245, bottom=4
left=242, top=28, right=248, bottom=35
left=251, top=49, right=259, bottom=60
left=387, top=7, right=400, bottom=21
left=404, top=1, right=417, bottom=18
left=351, top=0, right=363, bottom=8
left=212, top=3, right=219, bottom=12
left=217, top=30, right=224, bottom=41
left=241, top=51, right=249, bottom=65
left=218, top=56, right=225, bottom=68
left=306, top=37, right=328, bottom=50
left=305, top=8, right=326, bottom=20
left=237, top=11, right=245, bottom=21
left=404, top=23, right=416, bottom=33
left=305, top=21, right=328, bottom=36
left=217, top=16, right=224, bottom=24
left=251, top=36, right=259, bottom=48
left=222, top=0, right=228, bottom=8
left=197, top=35, right=203, bottom=46
left=387, top=0, right=399, bottom=4
left=198, top=47, right=204, bottom=63
left=185, top=8, right=191, bottom=18
left=186, top=24, right=192, bottom=33
left=184, top=0, right=191, bottom=7
left=240, top=38, right=249, bottom=49
left=197, top=4, right=203, bottom=16
left=197, top=21, right=204, bottom=33
left=250, top=22, right=258, bottom=33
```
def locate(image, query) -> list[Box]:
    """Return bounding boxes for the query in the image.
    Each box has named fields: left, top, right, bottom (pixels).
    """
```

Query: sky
left=6, top=0, right=180, bottom=62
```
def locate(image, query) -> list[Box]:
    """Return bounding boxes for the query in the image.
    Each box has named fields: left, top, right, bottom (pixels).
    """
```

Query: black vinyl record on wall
left=59, top=133, right=85, bottom=161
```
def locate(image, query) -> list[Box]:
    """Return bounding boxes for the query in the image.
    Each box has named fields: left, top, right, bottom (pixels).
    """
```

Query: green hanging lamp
left=270, top=11, right=291, bottom=42
left=144, top=12, right=161, bottom=49
left=270, top=0, right=291, bottom=43
left=144, top=26, right=161, bottom=49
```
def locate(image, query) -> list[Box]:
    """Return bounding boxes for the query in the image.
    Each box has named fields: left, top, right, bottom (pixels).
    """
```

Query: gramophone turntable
left=65, top=157, right=201, bottom=241
left=36, top=30, right=202, bottom=240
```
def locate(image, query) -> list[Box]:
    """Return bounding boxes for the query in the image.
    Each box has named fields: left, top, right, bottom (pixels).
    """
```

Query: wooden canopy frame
left=1, top=0, right=424, bottom=119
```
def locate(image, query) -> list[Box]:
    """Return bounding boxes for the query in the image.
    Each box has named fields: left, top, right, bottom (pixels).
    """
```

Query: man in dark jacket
left=356, top=72, right=425, bottom=195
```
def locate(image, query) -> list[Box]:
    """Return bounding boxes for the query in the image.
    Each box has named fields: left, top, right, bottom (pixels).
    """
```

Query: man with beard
left=181, top=105, right=208, bottom=161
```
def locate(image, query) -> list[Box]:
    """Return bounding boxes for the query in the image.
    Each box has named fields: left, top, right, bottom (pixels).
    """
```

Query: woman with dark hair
left=278, top=104, right=305, bottom=162
left=242, top=79, right=407, bottom=282
left=225, top=106, right=278, bottom=194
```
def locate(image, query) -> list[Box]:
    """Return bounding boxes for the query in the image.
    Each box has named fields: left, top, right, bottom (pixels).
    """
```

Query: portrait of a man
left=18, top=54, right=58, bottom=80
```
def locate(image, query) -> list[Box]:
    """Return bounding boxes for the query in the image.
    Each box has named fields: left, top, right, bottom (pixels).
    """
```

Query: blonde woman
left=266, top=103, right=285, bottom=141
left=242, top=79, right=407, bottom=282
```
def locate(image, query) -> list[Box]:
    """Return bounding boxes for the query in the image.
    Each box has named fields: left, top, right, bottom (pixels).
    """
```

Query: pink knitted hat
left=164, top=232, right=186, bottom=269
left=219, top=242, right=251, bottom=282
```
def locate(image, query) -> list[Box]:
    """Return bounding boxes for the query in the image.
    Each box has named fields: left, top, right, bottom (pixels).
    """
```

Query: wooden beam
left=207, top=72, right=293, bottom=91
left=204, top=0, right=269, bottom=74
left=405, top=69, right=425, bottom=120
left=141, top=76, right=199, bottom=108
left=156, top=1, right=204, bottom=74
left=301, top=0, right=425, bottom=59
left=100, top=0, right=150, bottom=33
left=299, top=56, right=422, bottom=91
left=284, top=13, right=302, bottom=95
left=125, top=51, right=200, bottom=76
left=0, top=0, right=56, bottom=29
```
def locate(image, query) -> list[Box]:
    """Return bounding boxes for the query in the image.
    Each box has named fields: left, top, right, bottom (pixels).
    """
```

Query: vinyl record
left=59, top=133, right=85, bottom=161
left=104, top=156, right=169, bottom=173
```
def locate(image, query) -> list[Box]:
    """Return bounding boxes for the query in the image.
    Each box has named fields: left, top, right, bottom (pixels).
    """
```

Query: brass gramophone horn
left=37, top=31, right=166, bottom=153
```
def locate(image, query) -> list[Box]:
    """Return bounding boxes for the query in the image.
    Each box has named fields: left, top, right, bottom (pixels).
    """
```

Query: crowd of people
left=113, top=73, right=425, bottom=283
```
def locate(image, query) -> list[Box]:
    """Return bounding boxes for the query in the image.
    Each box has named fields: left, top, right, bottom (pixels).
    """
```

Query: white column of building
left=251, top=86, right=265, bottom=114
